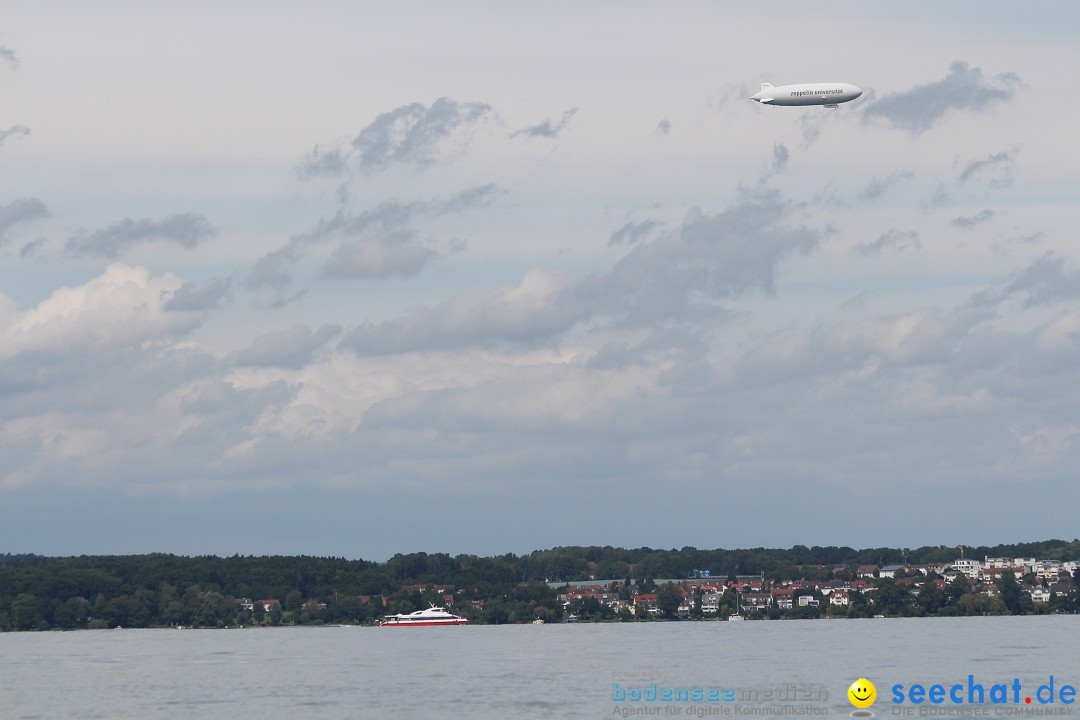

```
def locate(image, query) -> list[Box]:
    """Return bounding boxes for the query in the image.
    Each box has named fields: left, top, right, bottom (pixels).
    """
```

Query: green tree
left=54, top=597, right=91, bottom=629
left=11, top=593, right=45, bottom=630
left=997, top=572, right=1023, bottom=615
left=656, top=583, right=683, bottom=619
left=874, top=579, right=910, bottom=616
left=916, top=582, right=944, bottom=615
left=947, top=574, right=971, bottom=604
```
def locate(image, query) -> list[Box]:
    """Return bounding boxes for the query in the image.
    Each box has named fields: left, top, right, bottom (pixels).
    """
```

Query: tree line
left=2, top=539, right=1077, bottom=630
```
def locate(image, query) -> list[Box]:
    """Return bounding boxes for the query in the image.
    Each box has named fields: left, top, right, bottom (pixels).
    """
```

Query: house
left=1035, top=562, right=1062, bottom=582
left=980, top=567, right=1023, bottom=582
left=857, top=565, right=879, bottom=579
left=741, top=593, right=771, bottom=611
left=942, top=569, right=964, bottom=583
left=878, top=564, right=907, bottom=579
left=1015, top=558, right=1038, bottom=575
left=1048, top=582, right=1070, bottom=597
left=771, top=587, right=795, bottom=610
left=820, top=580, right=850, bottom=595
left=1028, top=586, right=1051, bottom=603
left=260, top=599, right=281, bottom=612
left=951, top=559, right=982, bottom=580
left=849, top=579, right=873, bottom=593
left=730, top=579, right=765, bottom=593
left=238, top=597, right=254, bottom=612
left=797, top=595, right=820, bottom=608
left=830, top=589, right=850, bottom=607
left=916, top=562, right=949, bottom=577
left=302, top=600, right=327, bottom=611
left=701, top=593, right=723, bottom=614
left=633, top=594, right=660, bottom=616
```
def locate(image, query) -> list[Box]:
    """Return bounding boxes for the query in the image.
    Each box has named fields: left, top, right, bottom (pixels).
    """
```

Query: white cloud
left=2, top=264, right=208, bottom=358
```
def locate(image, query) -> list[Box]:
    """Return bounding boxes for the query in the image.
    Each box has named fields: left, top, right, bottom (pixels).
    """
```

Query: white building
left=952, top=558, right=982, bottom=580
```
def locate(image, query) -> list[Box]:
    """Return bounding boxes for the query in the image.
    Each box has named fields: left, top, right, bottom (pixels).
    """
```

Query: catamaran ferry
left=380, top=606, right=468, bottom=627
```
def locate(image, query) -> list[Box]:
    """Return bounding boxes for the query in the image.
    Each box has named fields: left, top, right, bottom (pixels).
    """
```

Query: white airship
left=750, top=82, right=862, bottom=108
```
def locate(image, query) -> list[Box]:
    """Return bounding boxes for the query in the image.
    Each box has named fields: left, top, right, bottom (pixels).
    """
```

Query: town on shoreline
left=2, top=540, right=1078, bottom=630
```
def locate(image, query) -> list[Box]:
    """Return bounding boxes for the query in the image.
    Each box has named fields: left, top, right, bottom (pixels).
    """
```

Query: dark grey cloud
left=0, top=197, right=50, bottom=245
left=928, top=182, right=952, bottom=208
left=710, top=82, right=757, bottom=110
left=437, top=182, right=503, bottom=214
left=841, top=290, right=878, bottom=310
left=862, top=61, right=1022, bottom=134
left=511, top=108, right=578, bottom=139
left=19, top=237, right=46, bottom=258
left=798, top=113, right=834, bottom=148
left=232, top=324, right=342, bottom=368
left=294, top=145, right=349, bottom=180
left=245, top=244, right=301, bottom=293
left=163, top=277, right=232, bottom=312
left=341, top=190, right=823, bottom=355
left=65, top=213, right=215, bottom=258
left=854, top=229, right=921, bottom=257
left=771, top=143, right=789, bottom=174
left=578, top=189, right=822, bottom=319
left=1000, top=252, right=1080, bottom=308
left=1010, top=232, right=1045, bottom=246
left=859, top=170, right=914, bottom=201
left=0, top=125, right=30, bottom=146
left=950, top=209, right=995, bottom=229
left=958, top=146, right=1019, bottom=188
left=0, top=46, right=16, bottom=70
left=247, top=185, right=500, bottom=291
left=296, top=97, right=494, bottom=177
left=608, top=219, right=663, bottom=247
left=354, top=97, right=493, bottom=169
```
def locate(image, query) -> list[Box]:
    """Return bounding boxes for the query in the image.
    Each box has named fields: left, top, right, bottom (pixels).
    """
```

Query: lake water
left=2, top=616, right=1079, bottom=719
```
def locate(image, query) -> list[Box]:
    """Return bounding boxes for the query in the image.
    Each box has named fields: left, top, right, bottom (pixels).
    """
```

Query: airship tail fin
left=760, top=83, right=774, bottom=91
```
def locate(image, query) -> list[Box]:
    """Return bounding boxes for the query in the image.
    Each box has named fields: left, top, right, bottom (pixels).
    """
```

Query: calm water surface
left=2, top=616, right=1078, bottom=719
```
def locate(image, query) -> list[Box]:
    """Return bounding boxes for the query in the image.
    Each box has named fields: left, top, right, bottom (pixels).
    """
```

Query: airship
left=750, top=82, right=862, bottom=108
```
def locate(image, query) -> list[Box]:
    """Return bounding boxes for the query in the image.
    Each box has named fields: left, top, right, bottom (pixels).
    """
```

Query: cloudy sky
left=2, top=2, right=1079, bottom=560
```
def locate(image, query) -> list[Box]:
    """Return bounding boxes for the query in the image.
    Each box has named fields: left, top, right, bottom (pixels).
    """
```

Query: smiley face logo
left=848, top=678, right=876, bottom=709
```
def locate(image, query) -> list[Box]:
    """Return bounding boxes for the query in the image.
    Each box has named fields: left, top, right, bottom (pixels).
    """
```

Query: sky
left=2, top=2, right=1079, bottom=561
